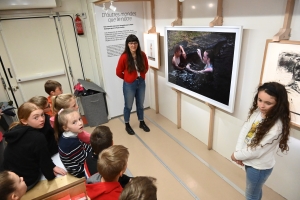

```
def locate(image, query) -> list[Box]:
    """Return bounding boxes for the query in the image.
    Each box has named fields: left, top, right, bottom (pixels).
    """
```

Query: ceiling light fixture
left=102, top=3, right=108, bottom=13
left=110, top=1, right=116, bottom=12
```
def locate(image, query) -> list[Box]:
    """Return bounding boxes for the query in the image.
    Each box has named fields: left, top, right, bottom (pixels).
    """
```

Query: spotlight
left=179, top=0, right=184, bottom=2
left=102, top=3, right=108, bottom=13
left=110, top=1, right=116, bottom=12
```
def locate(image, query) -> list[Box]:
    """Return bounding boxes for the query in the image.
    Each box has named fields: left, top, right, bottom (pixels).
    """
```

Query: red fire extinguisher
left=75, top=14, right=84, bottom=35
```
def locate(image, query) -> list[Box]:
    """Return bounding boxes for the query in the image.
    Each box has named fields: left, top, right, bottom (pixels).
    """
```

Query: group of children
left=0, top=80, right=157, bottom=200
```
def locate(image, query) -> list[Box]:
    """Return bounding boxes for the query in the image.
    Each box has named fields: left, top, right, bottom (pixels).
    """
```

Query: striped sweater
left=58, top=131, right=92, bottom=178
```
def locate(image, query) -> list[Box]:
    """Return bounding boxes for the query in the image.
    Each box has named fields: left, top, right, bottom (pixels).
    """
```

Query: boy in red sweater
left=85, top=145, right=129, bottom=200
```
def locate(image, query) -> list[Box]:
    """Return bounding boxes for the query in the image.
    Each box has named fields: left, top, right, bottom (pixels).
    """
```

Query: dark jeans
left=123, top=78, right=146, bottom=123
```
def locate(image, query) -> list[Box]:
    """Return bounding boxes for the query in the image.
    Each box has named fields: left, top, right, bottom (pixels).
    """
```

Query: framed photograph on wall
left=165, top=26, right=243, bottom=113
left=143, top=33, right=160, bottom=69
left=260, top=39, right=300, bottom=127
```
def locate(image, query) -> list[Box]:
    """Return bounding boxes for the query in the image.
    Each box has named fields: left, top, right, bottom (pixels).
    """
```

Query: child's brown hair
left=119, top=176, right=157, bottom=200
left=97, top=145, right=129, bottom=182
left=0, top=171, right=17, bottom=200
left=44, top=80, right=61, bottom=95
left=28, top=96, right=48, bottom=109
left=90, top=126, right=113, bottom=155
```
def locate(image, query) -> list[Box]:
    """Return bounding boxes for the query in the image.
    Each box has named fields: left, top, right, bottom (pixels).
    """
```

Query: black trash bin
left=77, top=79, right=108, bottom=127
left=0, top=102, right=16, bottom=165
left=0, top=102, right=16, bottom=131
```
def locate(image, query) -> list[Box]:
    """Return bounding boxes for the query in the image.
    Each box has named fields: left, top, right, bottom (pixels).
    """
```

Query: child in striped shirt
left=51, top=93, right=90, bottom=144
left=54, top=108, right=92, bottom=178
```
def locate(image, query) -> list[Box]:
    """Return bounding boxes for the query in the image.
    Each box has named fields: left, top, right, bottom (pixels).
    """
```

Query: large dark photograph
left=165, top=26, right=243, bottom=113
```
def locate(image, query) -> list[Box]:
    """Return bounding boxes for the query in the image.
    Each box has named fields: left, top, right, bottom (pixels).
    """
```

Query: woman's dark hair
left=174, top=45, right=181, bottom=53
left=0, top=171, right=15, bottom=200
left=205, top=49, right=214, bottom=62
left=123, top=34, right=146, bottom=73
left=248, top=82, right=290, bottom=152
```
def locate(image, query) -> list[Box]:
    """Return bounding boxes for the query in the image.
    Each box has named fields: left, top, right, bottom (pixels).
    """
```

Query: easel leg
left=153, top=69, right=159, bottom=114
left=177, top=90, right=181, bottom=129
left=207, top=103, right=215, bottom=150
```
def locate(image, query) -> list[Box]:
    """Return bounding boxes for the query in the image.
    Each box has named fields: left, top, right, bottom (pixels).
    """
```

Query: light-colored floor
left=85, top=109, right=285, bottom=200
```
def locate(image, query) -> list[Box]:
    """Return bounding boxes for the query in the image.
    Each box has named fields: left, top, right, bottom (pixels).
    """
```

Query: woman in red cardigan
left=116, top=34, right=150, bottom=135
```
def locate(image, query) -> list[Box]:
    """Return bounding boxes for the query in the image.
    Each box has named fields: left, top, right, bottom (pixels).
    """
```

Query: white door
left=0, top=14, right=84, bottom=107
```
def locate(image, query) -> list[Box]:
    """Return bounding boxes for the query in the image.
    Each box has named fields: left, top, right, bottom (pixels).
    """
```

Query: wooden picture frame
left=164, top=26, right=243, bottom=113
left=143, top=33, right=160, bottom=69
left=260, top=39, right=300, bottom=128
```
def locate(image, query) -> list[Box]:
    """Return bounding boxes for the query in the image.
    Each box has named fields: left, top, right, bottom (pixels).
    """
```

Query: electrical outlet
left=81, top=12, right=87, bottom=19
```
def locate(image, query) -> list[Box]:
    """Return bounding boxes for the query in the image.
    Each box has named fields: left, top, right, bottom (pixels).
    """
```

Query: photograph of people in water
left=166, top=29, right=240, bottom=109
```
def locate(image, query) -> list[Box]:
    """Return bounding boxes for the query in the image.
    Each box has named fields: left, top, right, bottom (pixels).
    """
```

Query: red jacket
left=86, top=181, right=122, bottom=200
left=45, top=96, right=54, bottom=117
left=116, top=52, right=149, bottom=83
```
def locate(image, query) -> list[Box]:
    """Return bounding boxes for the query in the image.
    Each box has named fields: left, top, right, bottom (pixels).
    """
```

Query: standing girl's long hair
left=123, top=34, right=146, bottom=73
left=248, top=82, right=290, bottom=152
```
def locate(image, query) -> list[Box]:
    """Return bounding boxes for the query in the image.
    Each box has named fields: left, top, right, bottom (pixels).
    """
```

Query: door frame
left=0, top=13, right=85, bottom=108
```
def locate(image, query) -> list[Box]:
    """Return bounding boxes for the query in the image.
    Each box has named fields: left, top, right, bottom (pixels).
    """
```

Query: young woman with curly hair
left=231, top=82, right=290, bottom=200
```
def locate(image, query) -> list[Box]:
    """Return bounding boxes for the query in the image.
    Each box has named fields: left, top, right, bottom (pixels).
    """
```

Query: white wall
left=148, top=0, right=300, bottom=199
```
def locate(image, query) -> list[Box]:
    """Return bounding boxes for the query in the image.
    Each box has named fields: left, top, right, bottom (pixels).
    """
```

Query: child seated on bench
left=86, top=145, right=129, bottom=200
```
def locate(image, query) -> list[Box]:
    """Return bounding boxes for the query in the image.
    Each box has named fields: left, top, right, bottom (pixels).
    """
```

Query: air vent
left=0, top=0, right=57, bottom=10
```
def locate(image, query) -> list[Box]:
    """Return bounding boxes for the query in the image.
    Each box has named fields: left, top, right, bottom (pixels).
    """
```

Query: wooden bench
left=22, top=174, right=87, bottom=200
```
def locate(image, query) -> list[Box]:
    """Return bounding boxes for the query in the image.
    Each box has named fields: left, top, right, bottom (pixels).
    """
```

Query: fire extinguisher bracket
left=81, top=13, right=87, bottom=19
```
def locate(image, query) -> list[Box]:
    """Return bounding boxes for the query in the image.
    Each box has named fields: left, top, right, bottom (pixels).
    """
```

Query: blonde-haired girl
left=51, top=94, right=90, bottom=144
left=54, top=109, right=92, bottom=178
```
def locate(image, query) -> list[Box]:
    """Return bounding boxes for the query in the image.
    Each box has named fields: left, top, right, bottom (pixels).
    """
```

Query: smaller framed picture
left=143, top=33, right=160, bottom=69
left=260, top=39, right=300, bottom=128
